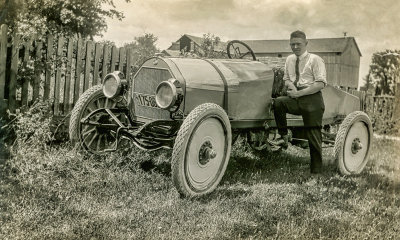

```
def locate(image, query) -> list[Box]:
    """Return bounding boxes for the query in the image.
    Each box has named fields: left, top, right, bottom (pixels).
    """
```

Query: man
left=273, top=30, right=327, bottom=174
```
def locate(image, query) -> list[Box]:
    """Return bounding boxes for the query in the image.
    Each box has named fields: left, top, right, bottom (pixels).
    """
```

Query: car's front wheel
left=171, top=103, right=232, bottom=198
left=69, top=85, right=128, bottom=154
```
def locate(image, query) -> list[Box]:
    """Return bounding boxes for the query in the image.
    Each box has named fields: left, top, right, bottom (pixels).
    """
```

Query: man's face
left=290, top=37, right=308, bottom=56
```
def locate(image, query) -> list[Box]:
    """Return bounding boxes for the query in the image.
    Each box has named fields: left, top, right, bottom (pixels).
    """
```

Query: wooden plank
left=360, top=91, right=366, bottom=111
left=83, top=40, right=94, bottom=91
left=110, top=45, right=118, bottom=72
left=0, top=24, right=7, bottom=101
left=44, top=35, right=54, bottom=100
left=392, top=83, right=400, bottom=121
left=93, top=43, right=102, bottom=85
left=118, top=46, right=126, bottom=72
left=64, top=38, right=73, bottom=113
left=54, top=37, right=64, bottom=116
left=33, top=41, right=43, bottom=101
left=74, top=39, right=84, bottom=103
left=101, top=45, right=110, bottom=81
left=8, top=34, right=19, bottom=113
left=125, top=48, right=133, bottom=83
left=21, top=41, right=32, bottom=108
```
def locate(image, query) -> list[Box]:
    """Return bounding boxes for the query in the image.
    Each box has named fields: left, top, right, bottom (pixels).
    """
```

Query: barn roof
left=241, top=37, right=362, bottom=56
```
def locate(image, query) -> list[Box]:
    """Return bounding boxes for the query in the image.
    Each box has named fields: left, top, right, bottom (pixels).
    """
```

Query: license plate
left=134, top=92, right=159, bottom=108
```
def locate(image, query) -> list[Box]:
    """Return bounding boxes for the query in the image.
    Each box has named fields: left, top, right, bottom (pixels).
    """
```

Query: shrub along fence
left=0, top=24, right=138, bottom=118
left=365, top=94, right=399, bottom=134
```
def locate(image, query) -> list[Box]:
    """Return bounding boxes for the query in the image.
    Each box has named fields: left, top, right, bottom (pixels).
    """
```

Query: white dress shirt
left=283, top=51, right=327, bottom=88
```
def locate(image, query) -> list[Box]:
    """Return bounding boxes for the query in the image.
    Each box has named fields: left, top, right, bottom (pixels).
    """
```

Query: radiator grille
left=131, top=67, right=172, bottom=120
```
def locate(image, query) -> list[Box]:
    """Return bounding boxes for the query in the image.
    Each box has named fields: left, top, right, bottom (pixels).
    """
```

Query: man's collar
left=298, top=51, right=309, bottom=60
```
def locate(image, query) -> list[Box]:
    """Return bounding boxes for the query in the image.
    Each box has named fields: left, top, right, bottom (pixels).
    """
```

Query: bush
left=371, top=115, right=400, bottom=136
left=7, top=101, right=54, bottom=154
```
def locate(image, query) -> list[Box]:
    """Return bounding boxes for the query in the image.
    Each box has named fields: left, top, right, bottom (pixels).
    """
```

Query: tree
left=0, top=0, right=130, bottom=39
left=198, top=33, right=226, bottom=59
left=359, top=72, right=374, bottom=93
left=124, top=33, right=159, bottom=71
left=369, top=50, right=400, bottom=95
left=0, top=0, right=20, bottom=27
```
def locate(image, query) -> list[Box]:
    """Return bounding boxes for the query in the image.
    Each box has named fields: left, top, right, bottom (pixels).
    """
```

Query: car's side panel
left=168, top=58, right=225, bottom=115
left=214, top=60, right=275, bottom=120
left=169, top=58, right=276, bottom=120
left=321, top=85, right=360, bottom=118
left=262, top=85, right=361, bottom=128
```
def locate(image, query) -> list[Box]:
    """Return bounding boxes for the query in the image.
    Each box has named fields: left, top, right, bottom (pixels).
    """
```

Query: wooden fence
left=0, top=24, right=138, bottom=118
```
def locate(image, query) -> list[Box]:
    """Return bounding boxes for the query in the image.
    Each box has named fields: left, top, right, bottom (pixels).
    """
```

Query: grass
left=0, top=136, right=399, bottom=239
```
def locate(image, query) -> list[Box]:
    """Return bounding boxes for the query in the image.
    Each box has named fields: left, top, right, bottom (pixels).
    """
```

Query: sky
left=98, top=0, right=400, bottom=87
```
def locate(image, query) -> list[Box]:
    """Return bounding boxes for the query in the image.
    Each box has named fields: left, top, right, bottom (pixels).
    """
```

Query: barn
left=241, top=37, right=362, bottom=90
left=166, top=34, right=226, bottom=55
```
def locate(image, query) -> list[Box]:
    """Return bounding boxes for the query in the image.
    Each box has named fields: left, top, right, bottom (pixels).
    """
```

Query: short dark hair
left=290, top=30, right=306, bottom=40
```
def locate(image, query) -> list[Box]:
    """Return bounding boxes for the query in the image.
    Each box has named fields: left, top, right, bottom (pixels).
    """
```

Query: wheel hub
left=198, top=140, right=217, bottom=165
left=351, top=138, right=363, bottom=154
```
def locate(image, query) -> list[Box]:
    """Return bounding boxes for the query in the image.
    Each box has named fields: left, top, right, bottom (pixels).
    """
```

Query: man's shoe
left=271, top=135, right=289, bottom=149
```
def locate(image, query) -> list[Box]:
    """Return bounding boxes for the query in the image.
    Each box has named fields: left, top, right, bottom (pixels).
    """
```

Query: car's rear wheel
left=171, top=103, right=232, bottom=198
left=69, top=85, right=128, bottom=154
left=334, top=111, right=372, bottom=175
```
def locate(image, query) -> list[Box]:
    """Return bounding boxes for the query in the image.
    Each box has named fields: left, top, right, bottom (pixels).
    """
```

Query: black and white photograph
left=0, top=0, right=399, bottom=239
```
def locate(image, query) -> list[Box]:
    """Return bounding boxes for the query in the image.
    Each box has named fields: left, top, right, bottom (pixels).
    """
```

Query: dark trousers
left=273, top=91, right=325, bottom=173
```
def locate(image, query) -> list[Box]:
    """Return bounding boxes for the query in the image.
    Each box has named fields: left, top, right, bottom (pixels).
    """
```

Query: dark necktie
left=294, top=57, right=300, bottom=87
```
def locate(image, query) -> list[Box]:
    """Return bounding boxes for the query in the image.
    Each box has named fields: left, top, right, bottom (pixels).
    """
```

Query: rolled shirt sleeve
left=312, top=56, right=327, bottom=86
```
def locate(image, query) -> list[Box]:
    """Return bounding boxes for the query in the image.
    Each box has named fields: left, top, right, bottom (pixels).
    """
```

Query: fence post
left=44, top=35, right=54, bottom=100
left=54, top=37, right=64, bottom=116
left=101, top=45, right=110, bottom=81
left=64, top=38, right=74, bottom=114
left=0, top=24, right=7, bottom=115
left=93, top=43, right=102, bottom=85
left=21, top=40, right=32, bottom=109
left=33, top=40, right=43, bottom=101
left=126, top=48, right=133, bottom=82
left=83, top=40, right=94, bottom=91
left=74, top=39, right=84, bottom=103
left=110, top=46, right=118, bottom=72
left=393, top=83, right=400, bottom=122
left=8, top=34, right=19, bottom=113
left=118, top=47, right=125, bottom=72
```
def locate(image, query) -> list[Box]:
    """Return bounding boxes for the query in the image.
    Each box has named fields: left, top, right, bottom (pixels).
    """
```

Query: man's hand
left=287, top=82, right=325, bottom=98
left=287, top=89, right=302, bottom=98
left=285, top=80, right=296, bottom=91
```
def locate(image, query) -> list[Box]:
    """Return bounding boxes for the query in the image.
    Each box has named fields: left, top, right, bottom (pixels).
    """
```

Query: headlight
left=102, top=71, right=126, bottom=99
left=155, top=79, right=178, bottom=110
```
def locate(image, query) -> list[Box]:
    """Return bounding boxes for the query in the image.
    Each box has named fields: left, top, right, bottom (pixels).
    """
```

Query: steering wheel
left=227, top=40, right=256, bottom=61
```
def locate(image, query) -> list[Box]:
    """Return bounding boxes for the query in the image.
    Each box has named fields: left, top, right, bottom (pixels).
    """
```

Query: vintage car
left=69, top=41, right=372, bottom=198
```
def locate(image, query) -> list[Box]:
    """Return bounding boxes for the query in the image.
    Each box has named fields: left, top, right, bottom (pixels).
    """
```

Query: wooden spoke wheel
left=69, top=85, right=128, bottom=154
left=334, top=111, right=373, bottom=175
left=172, top=103, right=232, bottom=198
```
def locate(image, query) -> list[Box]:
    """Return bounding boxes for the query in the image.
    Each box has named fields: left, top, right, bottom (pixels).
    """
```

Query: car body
left=69, top=41, right=372, bottom=197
